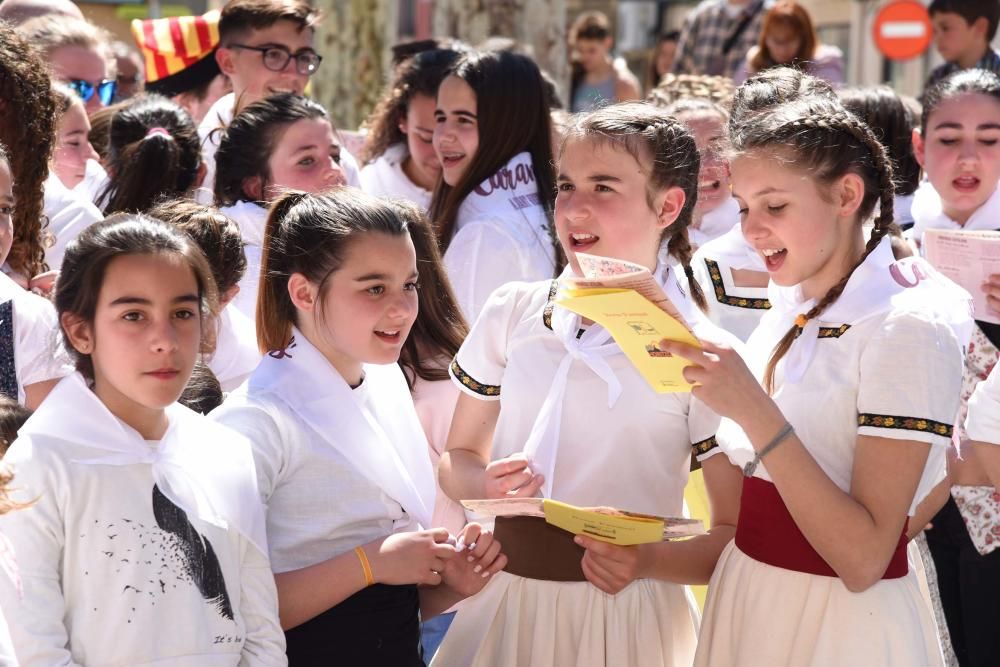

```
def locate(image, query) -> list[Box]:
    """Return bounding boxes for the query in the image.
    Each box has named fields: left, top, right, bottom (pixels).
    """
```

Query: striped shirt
left=672, top=0, right=770, bottom=78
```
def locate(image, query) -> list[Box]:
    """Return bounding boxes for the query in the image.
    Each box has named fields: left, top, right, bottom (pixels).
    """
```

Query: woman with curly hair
left=0, top=22, right=57, bottom=287
left=359, top=46, right=466, bottom=210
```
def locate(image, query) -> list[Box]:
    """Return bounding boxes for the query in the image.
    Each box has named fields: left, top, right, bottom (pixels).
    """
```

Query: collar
left=249, top=329, right=436, bottom=528
left=910, top=180, right=1000, bottom=244
left=759, top=237, right=973, bottom=385
left=20, top=373, right=267, bottom=554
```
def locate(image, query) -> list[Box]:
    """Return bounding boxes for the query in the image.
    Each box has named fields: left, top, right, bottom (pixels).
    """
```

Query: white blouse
left=0, top=273, right=73, bottom=404
left=42, top=173, right=103, bottom=270
left=443, top=152, right=557, bottom=323
left=691, top=224, right=770, bottom=342
left=717, top=238, right=971, bottom=515
left=218, top=201, right=267, bottom=325
left=213, top=330, right=436, bottom=574
left=967, top=364, right=1000, bottom=444
left=359, top=144, right=433, bottom=211
left=450, top=272, right=727, bottom=518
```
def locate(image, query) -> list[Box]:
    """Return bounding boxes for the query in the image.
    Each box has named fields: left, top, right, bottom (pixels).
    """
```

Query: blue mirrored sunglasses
left=67, top=79, right=117, bottom=106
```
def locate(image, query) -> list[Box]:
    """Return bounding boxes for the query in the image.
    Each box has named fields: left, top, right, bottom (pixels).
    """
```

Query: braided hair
left=730, top=98, right=896, bottom=393
left=560, top=102, right=708, bottom=311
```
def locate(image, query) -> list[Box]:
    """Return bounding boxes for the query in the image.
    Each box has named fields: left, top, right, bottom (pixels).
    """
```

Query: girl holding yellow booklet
left=434, top=103, right=744, bottom=667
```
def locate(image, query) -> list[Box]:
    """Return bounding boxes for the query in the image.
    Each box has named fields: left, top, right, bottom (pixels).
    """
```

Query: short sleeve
left=967, top=364, right=1000, bottom=444
left=443, top=220, right=532, bottom=322
left=212, top=401, right=288, bottom=504
left=449, top=281, right=538, bottom=401
left=689, top=395, right=724, bottom=463
left=857, top=311, right=963, bottom=447
left=13, top=292, right=73, bottom=394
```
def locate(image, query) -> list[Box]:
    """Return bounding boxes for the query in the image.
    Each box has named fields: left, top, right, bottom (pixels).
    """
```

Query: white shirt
left=444, top=152, right=557, bottom=322
left=0, top=273, right=73, bottom=404
left=71, top=159, right=109, bottom=208
left=691, top=224, right=770, bottom=341
left=359, top=143, right=433, bottom=211
left=0, top=375, right=284, bottom=666
left=689, top=196, right=740, bottom=249
left=213, top=330, right=436, bottom=573
left=208, top=306, right=261, bottom=392
left=218, top=201, right=267, bottom=324
left=967, top=364, right=1000, bottom=444
left=450, top=274, right=727, bottom=517
left=717, top=238, right=971, bottom=515
left=42, top=174, right=103, bottom=270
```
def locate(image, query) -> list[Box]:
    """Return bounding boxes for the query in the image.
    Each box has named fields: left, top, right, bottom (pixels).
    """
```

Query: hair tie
left=145, top=127, right=172, bottom=140
left=794, top=314, right=809, bottom=329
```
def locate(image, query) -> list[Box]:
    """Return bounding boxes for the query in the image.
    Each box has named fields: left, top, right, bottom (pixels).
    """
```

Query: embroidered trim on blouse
left=704, top=260, right=771, bottom=310
left=542, top=280, right=558, bottom=330
left=857, top=413, right=953, bottom=437
left=818, top=324, right=851, bottom=338
left=0, top=300, right=16, bottom=401
left=450, top=358, right=501, bottom=397
left=691, top=435, right=719, bottom=457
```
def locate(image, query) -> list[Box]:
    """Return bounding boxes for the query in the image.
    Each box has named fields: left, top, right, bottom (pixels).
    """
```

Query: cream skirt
left=694, top=541, right=944, bottom=667
left=430, top=571, right=698, bottom=667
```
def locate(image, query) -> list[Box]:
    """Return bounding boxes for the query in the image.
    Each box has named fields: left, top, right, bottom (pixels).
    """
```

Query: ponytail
left=256, top=191, right=309, bottom=353
left=98, top=94, right=200, bottom=215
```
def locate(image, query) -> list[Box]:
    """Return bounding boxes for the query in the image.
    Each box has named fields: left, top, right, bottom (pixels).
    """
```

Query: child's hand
left=984, top=273, right=1000, bottom=316
left=440, top=523, right=507, bottom=597
left=575, top=535, right=648, bottom=595
left=484, top=453, right=543, bottom=499
left=659, top=338, right=769, bottom=424
left=366, top=529, right=458, bottom=586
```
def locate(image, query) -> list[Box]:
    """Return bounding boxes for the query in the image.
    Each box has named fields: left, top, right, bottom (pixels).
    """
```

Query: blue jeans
left=421, top=611, right=456, bottom=664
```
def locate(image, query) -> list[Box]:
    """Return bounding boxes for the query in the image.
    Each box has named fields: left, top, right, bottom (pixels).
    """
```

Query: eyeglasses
left=229, top=44, right=322, bottom=75
left=66, top=79, right=117, bottom=106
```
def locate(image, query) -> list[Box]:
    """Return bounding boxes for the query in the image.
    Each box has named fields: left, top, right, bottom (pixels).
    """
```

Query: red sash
left=735, top=476, right=909, bottom=579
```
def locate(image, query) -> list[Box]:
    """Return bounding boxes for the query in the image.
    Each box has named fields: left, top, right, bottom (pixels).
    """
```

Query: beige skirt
left=694, top=541, right=944, bottom=667
left=431, top=571, right=699, bottom=667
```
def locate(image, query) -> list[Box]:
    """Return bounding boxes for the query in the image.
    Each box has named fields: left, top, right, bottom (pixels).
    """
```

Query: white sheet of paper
left=924, top=229, right=1000, bottom=325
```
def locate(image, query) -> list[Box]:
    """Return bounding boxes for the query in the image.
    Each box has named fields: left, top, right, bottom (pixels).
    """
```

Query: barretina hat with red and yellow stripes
left=131, top=10, right=222, bottom=98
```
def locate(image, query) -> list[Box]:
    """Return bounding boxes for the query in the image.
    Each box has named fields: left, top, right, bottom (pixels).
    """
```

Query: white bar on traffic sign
left=880, top=21, right=927, bottom=39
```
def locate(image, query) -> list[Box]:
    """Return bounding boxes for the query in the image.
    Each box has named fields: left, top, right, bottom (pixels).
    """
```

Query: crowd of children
left=1, top=0, right=1000, bottom=665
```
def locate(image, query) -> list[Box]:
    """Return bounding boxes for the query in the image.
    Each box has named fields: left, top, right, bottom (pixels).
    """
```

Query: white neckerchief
left=20, top=372, right=267, bottom=554
left=220, top=200, right=268, bottom=249
left=454, top=151, right=543, bottom=235
left=691, top=197, right=741, bottom=248
left=910, top=180, right=1000, bottom=245
left=249, top=328, right=435, bottom=528
left=696, top=222, right=767, bottom=272
left=523, top=262, right=699, bottom=498
left=760, top=237, right=974, bottom=386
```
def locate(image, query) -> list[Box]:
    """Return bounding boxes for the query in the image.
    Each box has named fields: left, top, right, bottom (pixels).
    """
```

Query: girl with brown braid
left=658, top=96, right=973, bottom=666
left=434, top=102, right=743, bottom=667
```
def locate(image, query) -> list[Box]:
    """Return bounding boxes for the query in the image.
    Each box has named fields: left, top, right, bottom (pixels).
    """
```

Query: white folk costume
left=691, top=224, right=770, bottom=342
left=967, top=364, right=1000, bottom=444
left=212, top=330, right=436, bottom=664
left=695, top=237, right=972, bottom=667
left=689, top=196, right=740, bottom=249
left=359, top=144, right=433, bottom=211
left=0, top=273, right=73, bottom=404
left=42, top=173, right=103, bottom=270
left=218, top=201, right=268, bottom=325
left=443, top=152, right=557, bottom=322
left=209, top=305, right=261, bottom=392
left=0, top=373, right=284, bottom=666
left=431, top=262, right=731, bottom=667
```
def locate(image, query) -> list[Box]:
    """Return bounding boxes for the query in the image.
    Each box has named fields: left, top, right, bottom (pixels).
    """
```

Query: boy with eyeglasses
left=198, top=0, right=360, bottom=201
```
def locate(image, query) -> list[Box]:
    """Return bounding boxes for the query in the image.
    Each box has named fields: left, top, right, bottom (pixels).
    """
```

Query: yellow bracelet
left=354, top=546, right=374, bottom=587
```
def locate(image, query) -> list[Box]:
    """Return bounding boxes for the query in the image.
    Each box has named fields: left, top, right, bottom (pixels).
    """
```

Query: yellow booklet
left=461, top=498, right=705, bottom=546
left=558, top=288, right=700, bottom=393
